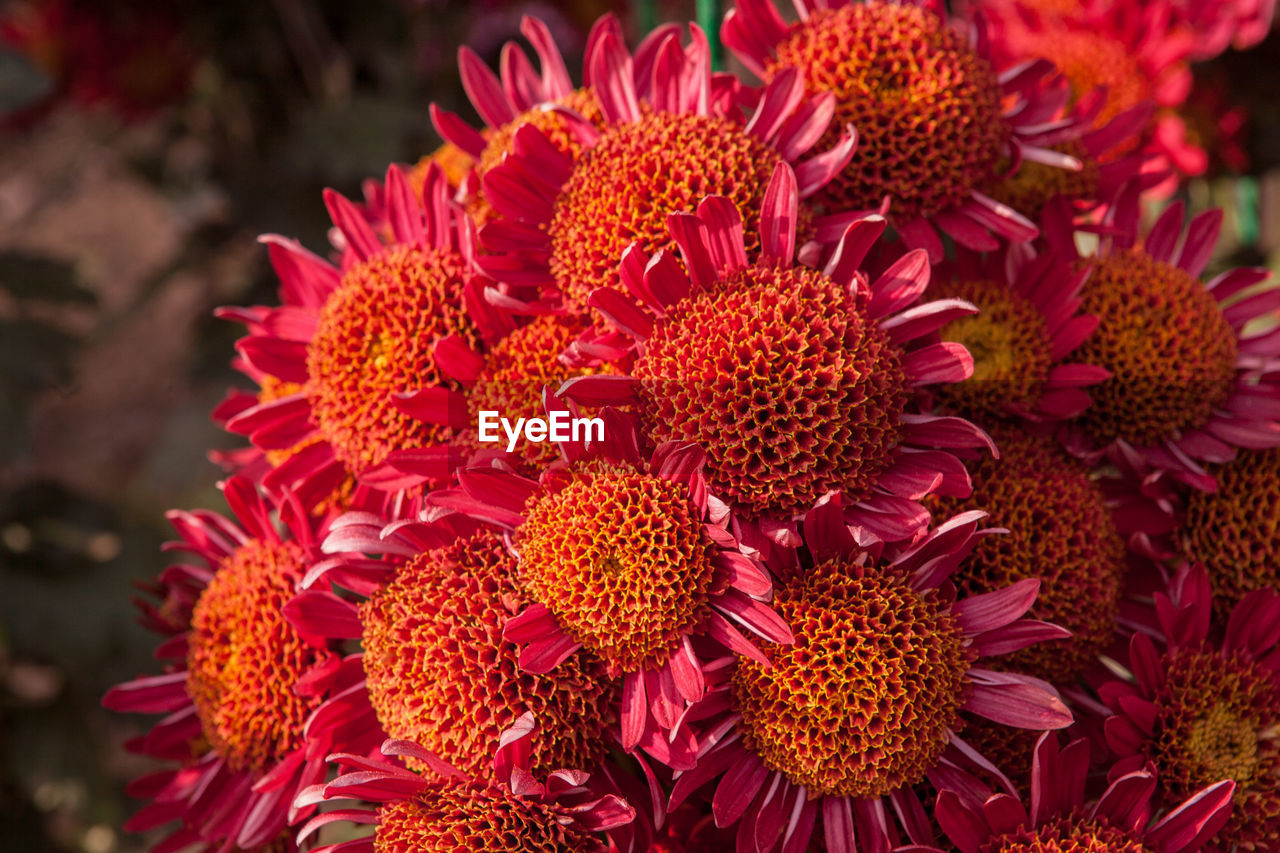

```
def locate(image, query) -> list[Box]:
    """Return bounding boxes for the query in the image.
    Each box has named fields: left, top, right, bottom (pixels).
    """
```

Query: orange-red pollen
left=359, top=530, right=619, bottom=778
left=186, top=539, right=325, bottom=773
left=1074, top=248, right=1237, bottom=447
left=635, top=262, right=907, bottom=518
left=732, top=560, right=973, bottom=798
left=374, top=784, right=599, bottom=853
left=514, top=460, right=718, bottom=675
left=980, top=812, right=1149, bottom=853
left=768, top=1, right=1009, bottom=218
left=548, top=111, right=786, bottom=313
left=306, top=244, right=480, bottom=473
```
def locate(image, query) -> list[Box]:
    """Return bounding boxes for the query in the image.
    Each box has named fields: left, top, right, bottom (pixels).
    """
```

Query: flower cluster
left=107, top=2, right=1280, bottom=851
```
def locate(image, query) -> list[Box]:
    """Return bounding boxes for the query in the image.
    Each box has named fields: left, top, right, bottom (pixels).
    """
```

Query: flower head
left=359, top=528, right=621, bottom=778
left=296, top=713, right=635, bottom=853
left=930, top=247, right=1108, bottom=424
left=934, top=430, right=1124, bottom=680
left=217, top=163, right=510, bottom=509
left=102, top=477, right=370, bottom=852
left=563, top=165, right=993, bottom=545
left=1051, top=187, right=1280, bottom=491
left=474, top=19, right=855, bottom=315
left=985, top=0, right=1208, bottom=181
left=931, top=730, right=1235, bottom=853
left=669, top=500, right=1072, bottom=852
left=1100, top=564, right=1280, bottom=850
left=723, top=0, right=1089, bottom=260
left=430, top=426, right=791, bottom=768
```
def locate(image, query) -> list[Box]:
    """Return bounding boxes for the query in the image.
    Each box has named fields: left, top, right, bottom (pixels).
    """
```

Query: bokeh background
left=0, top=1, right=1276, bottom=851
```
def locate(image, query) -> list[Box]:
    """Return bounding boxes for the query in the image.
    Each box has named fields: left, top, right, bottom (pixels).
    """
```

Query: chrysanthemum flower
left=981, top=88, right=1157, bottom=218
left=216, top=162, right=510, bottom=509
left=429, top=15, right=623, bottom=226
left=564, top=165, right=992, bottom=545
left=1168, top=0, right=1278, bottom=59
left=102, top=477, right=373, bottom=852
left=930, top=730, right=1236, bottom=853
left=430, top=426, right=791, bottom=766
left=1177, top=447, right=1280, bottom=616
left=934, top=430, right=1125, bottom=680
left=390, top=312, right=623, bottom=477
left=668, top=499, right=1072, bottom=852
left=1100, top=564, right=1280, bottom=850
left=984, top=0, right=1208, bottom=181
left=289, top=515, right=623, bottom=781
left=295, top=713, right=635, bottom=853
left=929, top=247, right=1108, bottom=424
left=1050, top=187, right=1280, bottom=491
left=474, top=19, right=856, bottom=314
left=721, top=0, right=1089, bottom=261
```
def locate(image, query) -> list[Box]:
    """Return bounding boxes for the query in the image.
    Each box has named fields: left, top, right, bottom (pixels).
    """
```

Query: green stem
left=697, top=0, right=723, bottom=70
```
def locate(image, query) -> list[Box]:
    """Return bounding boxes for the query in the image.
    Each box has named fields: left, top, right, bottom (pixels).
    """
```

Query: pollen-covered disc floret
left=567, top=166, right=992, bottom=546
left=1052, top=190, right=1280, bottom=488
left=636, top=263, right=906, bottom=518
left=932, top=279, right=1052, bottom=421
left=936, top=431, right=1123, bottom=679
left=360, top=529, right=619, bottom=778
left=1075, top=249, right=1236, bottom=447
left=461, top=315, right=609, bottom=472
left=549, top=112, right=786, bottom=311
left=187, top=538, right=322, bottom=772
left=765, top=2, right=1006, bottom=220
left=374, top=784, right=602, bottom=853
left=1102, top=566, right=1280, bottom=851
left=981, top=816, right=1149, bottom=853
left=103, top=478, right=358, bottom=852
left=669, top=506, right=1072, bottom=852
left=733, top=560, right=972, bottom=798
left=516, top=460, right=718, bottom=674
left=297, top=713, right=634, bottom=853
left=1179, top=448, right=1280, bottom=613
left=307, top=244, right=479, bottom=471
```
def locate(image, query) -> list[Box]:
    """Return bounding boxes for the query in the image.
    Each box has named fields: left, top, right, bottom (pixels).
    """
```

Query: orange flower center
left=461, top=315, right=611, bottom=473
left=1180, top=448, right=1280, bottom=616
left=934, top=278, right=1053, bottom=419
left=375, top=785, right=598, bottom=853
left=306, top=244, right=480, bottom=473
left=935, top=430, right=1123, bottom=680
left=548, top=111, right=785, bottom=312
left=360, top=530, right=619, bottom=778
left=1075, top=249, right=1237, bottom=447
left=515, top=460, right=718, bottom=674
left=768, top=1, right=1008, bottom=218
left=732, top=561, right=973, bottom=798
left=186, top=539, right=324, bottom=773
left=1151, top=648, right=1280, bottom=848
left=1013, top=27, right=1151, bottom=138
left=985, top=139, right=1101, bottom=214
left=981, top=813, right=1149, bottom=853
left=635, top=263, right=906, bottom=517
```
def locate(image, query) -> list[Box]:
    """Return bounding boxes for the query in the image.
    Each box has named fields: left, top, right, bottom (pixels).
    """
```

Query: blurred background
left=0, top=1, right=1276, bottom=851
